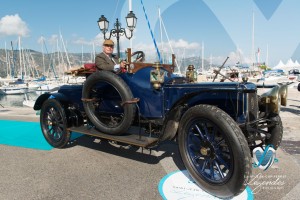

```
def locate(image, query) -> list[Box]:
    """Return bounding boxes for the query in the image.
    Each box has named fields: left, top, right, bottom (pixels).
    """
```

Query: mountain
left=0, top=49, right=93, bottom=78
left=177, top=56, right=218, bottom=73
left=0, top=49, right=214, bottom=78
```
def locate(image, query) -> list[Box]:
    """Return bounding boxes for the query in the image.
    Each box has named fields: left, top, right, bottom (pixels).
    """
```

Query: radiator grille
left=247, top=93, right=258, bottom=122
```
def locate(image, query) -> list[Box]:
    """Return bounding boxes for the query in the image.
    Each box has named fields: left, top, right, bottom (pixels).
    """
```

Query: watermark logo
left=248, top=173, right=286, bottom=194
left=252, top=145, right=278, bottom=170
left=253, top=0, right=283, bottom=20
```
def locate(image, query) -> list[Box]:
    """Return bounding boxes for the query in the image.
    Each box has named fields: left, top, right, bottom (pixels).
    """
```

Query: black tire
left=298, top=83, right=300, bottom=91
left=178, top=104, right=252, bottom=199
left=266, top=115, right=283, bottom=150
left=82, top=71, right=136, bottom=135
left=40, top=99, right=70, bottom=148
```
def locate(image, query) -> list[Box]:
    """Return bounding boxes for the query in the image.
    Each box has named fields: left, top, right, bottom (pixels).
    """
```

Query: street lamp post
left=97, top=11, right=137, bottom=58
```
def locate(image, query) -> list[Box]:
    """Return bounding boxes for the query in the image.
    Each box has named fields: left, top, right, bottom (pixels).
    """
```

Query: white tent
left=273, top=58, right=300, bottom=72
left=286, top=58, right=295, bottom=68
left=273, top=60, right=285, bottom=69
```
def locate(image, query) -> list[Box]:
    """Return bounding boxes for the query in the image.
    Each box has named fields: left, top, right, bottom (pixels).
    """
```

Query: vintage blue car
left=33, top=49, right=288, bottom=199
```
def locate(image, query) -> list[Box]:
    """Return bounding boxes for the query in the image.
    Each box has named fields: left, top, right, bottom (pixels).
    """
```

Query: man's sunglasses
left=104, top=45, right=114, bottom=48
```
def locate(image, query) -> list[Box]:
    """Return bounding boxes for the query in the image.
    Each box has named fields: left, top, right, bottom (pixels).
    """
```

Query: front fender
left=33, top=93, right=70, bottom=110
left=259, top=84, right=288, bottom=114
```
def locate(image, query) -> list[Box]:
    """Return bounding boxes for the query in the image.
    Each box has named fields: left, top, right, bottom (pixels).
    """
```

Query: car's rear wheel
left=82, top=71, right=136, bottom=135
left=40, top=99, right=70, bottom=148
left=178, top=104, right=251, bottom=199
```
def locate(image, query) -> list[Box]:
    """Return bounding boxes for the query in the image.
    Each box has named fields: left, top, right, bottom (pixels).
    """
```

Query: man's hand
left=120, top=60, right=127, bottom=68
left=113, top=60, right=128, bottom=73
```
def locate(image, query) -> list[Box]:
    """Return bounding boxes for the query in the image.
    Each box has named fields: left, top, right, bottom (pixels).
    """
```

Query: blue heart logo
left=253, top=145, right=278, bottom=170
left=253, top=0, right=283, bottom=20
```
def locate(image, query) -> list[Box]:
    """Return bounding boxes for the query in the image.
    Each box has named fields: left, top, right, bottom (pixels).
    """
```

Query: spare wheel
left=82, top=71, right=136, bottom=135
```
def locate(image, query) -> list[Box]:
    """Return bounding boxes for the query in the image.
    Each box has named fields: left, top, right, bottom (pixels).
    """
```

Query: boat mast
left=202, top=42, right=204, bottom=72
left=81, top=45, right=84, bottom=66
left=210, top=54, right=212, bottom=70
left=56, top=37, right=63, bottom=74
left=19, top=36, right=23, bottom=80
left=266, top=44, right=269, bottom=67
left=92, top=42, right=95, bottom=63
left=159, top=7, right=164, bottom=63
left=158, top=9, right=180, bottom=72
left=60, top=31, right=72, bottom=70
left=4, top=42, right=10, bottom=78
left=10, top=41, right=16, bottom=79
left=43, top=39, right=58, bottom=79
left=251, top=11, right=255, bottom=70
left=21, top=47, right=27, bottom=79
left=41, top=37, right=45, bottom=76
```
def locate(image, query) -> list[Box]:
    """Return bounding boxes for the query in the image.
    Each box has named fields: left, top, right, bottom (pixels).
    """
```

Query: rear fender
left=33, top=93, right=70, bottom=110
left=34, top=93, right=84, bottom=127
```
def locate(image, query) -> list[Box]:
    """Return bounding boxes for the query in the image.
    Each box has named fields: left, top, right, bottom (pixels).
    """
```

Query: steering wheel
left=131, top=51, right=145, bottom=62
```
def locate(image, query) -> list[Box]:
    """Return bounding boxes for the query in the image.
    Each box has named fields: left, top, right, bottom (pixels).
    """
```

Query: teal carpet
left=0, top=120, right=82, bottom=150
left=0, top=120, right=53, bottom=150
left=0, top=120, right=83, bottom=151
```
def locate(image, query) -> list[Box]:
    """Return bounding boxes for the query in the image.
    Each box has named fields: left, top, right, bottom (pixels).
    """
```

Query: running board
left=68, top=126, right=158, bottom=148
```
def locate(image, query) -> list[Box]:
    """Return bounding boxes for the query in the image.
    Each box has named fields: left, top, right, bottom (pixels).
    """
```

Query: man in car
left=95, top=39, right=126, bottom=72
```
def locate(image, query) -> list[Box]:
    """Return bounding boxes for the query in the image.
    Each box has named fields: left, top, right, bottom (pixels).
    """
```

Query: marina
left=0, top=0, right=300, bottom=199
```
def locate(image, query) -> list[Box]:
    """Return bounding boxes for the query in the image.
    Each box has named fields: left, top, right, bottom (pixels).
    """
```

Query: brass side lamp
left=186, top=65, right=197, bottom=82
left=150, top=62, right=165, bottom=89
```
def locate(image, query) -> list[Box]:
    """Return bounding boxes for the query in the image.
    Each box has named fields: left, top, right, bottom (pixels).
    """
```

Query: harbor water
left=0, top=93, right=39, bottom=108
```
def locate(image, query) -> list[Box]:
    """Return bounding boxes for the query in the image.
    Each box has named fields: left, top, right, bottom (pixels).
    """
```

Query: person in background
left=95, top=39, right=126, bottom=72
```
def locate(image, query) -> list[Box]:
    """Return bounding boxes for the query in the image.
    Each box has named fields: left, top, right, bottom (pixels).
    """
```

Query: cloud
left=73, top=37, right=94, bottom=46
left=0, top=14, right=30, bottom=37
left=37, top=36, right=46, bottom=44
left=36, top=35, right=59, bottom=51
left=93, top=33, right=105, bottom=46
left=210, top=48, right=252, bottom=66
left=168, top=39, right=200, bottom=50
left=131, top=39, right=200, bottom=54
left=47, top=34, right=59, bottom=46
left=125, top=39, right=200, bottom=61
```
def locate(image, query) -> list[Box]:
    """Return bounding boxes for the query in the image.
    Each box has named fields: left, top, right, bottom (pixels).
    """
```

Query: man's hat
left=103, top=39, right=114, bottom=45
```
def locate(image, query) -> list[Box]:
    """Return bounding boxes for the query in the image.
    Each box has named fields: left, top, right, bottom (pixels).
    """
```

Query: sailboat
left=0, top=78, right=27, bottom=95
left=0, top=85, right=27, bottom=95
left=22, top=92, right=35, bottom=107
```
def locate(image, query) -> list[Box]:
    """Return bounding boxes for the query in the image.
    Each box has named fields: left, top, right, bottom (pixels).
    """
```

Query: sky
left=0, top=0, right=300, bottom=67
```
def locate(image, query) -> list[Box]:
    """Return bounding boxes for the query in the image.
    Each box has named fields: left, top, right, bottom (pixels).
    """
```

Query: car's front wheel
left=266, top=115, right=283, bottom=150
left=178, top=104, right=252, bottom=199
left=40, top=99, right=70, bottom=148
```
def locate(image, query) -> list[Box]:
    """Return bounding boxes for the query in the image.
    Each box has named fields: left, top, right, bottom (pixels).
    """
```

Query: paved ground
left=0, top=83, right=299, bottom=200
left=0, top=106, right=39, bottom=122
